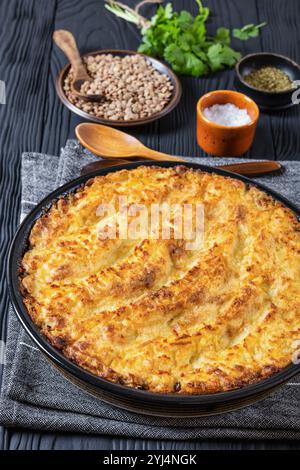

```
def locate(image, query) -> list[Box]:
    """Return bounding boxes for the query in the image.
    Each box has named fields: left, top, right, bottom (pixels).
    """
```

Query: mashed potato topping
left=20, top=166, right=300, bottom=393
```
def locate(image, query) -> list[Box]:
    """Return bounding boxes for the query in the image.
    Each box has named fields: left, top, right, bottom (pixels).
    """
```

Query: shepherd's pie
left=20, top=166, right=300, bottom=394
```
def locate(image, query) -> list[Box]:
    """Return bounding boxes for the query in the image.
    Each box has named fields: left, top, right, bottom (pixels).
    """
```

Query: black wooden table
left=0, top=0, right=299, bottom=450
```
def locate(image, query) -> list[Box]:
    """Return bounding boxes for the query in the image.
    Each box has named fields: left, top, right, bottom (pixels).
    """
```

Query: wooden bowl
left=235, top=53, right=300, bottom=111
left=56, top=49, right=182, bottom=127
left=196, top=90, right=259, bottom=157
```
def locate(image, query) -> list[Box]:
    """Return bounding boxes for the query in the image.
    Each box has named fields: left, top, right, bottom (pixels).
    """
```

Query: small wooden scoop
left=53, top=30, right=104, bottom=102
left=76, top=122, right=282, bottom=177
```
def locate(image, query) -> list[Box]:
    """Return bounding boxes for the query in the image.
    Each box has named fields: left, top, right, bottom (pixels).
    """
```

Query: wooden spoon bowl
left=56, top=49, right=182, bottom=127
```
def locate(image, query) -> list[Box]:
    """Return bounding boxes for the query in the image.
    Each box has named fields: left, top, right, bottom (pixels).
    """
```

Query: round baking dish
left=56, top=49, right=182, bottom=127
left=7, top=161, right=300, bottom=417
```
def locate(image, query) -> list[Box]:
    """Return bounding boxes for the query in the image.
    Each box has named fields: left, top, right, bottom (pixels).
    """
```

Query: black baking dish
left=7, top=161, right=300, bottom=417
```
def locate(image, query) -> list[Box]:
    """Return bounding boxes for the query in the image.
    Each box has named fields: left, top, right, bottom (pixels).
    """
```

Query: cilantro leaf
left=215, top=27, right=230, bottom=45
left=193, top=15, right=207, bottom=43
left=183, top=52, right=209, bottom=76
left=221, top=45, right=241, bottom=66
left=207, top=43, right=224, bottom=71
left=151, top=3, right=174, bottom=25
left=178, top=32, right=197, bottom=52
left=164, top=2, right=173, bottom=19
left=177, top=11, right=194, bottom=31
left=163, top=44, right=186, bottom=73
left=233, top=22, right=266, bottom=40
left=164, top=45, right=208, bottom=76
left=207, top=43, right=241, bottom=71
left=191, top=44, right=208, bottom=62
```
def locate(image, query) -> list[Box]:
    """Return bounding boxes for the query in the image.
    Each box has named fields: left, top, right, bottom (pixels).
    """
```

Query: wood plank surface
left=0, top=0, right=299, bottom=450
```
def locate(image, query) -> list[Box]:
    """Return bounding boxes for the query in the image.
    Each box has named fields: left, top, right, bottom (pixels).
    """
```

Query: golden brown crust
left=20, top=166, right=300, bottom=394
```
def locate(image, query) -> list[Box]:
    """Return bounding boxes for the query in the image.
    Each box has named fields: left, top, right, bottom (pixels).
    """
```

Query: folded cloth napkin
left=0, top=140, right=299, bottom=439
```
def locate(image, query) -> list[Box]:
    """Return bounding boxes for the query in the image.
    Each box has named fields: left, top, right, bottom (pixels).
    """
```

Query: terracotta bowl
left=196, top=90, right=259, bottom=157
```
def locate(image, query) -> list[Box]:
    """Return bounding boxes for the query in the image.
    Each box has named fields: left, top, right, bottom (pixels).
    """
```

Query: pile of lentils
left=63, top=54, right=174, bottom=121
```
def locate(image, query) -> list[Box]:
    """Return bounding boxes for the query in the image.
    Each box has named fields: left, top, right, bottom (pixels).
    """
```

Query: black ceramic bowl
left=7, top=161, right=300, bottom=417
left=235, top=52, right=300, bottom=111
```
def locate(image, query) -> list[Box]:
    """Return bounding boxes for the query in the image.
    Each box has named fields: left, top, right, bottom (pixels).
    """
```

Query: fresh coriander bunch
left=105, top=0, right=266, bottom=77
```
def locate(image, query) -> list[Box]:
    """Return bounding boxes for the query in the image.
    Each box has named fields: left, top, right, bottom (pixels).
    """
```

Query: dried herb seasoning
left=243, top=66, right=294, bottom=92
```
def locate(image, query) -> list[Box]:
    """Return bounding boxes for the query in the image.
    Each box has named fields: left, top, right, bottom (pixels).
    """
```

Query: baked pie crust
left=20, top=166, right=300, bottom=394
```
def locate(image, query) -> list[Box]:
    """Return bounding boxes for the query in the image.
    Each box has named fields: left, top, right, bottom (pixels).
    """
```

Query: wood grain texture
left=0, top=0, right=57, bottom=452
left=0, top=0, right=300, bottom=450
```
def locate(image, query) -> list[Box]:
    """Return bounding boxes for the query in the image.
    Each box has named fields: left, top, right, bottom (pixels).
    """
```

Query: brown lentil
left=63, top=54, right=174, bottom=121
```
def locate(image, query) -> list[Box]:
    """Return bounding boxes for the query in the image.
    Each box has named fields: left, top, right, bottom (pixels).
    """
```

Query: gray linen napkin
left=0, top=140, right=299, bottom=439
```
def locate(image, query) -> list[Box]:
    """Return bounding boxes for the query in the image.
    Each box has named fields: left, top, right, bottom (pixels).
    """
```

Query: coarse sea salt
left=203, top=103, right=252, bottom=127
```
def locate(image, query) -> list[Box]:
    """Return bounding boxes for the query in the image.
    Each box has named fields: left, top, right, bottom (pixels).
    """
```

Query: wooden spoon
left=53, top=30, right=104, bottom=102
left=76, top=122, right=282, bottom=177
left=76, top=123, right=185, bottom=163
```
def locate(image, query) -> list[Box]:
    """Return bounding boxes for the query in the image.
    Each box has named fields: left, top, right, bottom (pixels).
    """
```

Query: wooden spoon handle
left=217, top=161, right=281, bottom=176
left=80, top=159, right=282, bottom=178
left=53, top=30, right=89, bottom=81
left=141, top=147, right=183, bottom=163
left=81, top=158, right=135, bottom=175
left=140, top=151, right=281, bottom=176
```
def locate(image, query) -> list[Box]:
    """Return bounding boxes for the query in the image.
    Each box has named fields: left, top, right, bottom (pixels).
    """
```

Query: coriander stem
left=135, top=0, right=163, bottom=14
left=105, top=0, right=150, bottom=29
